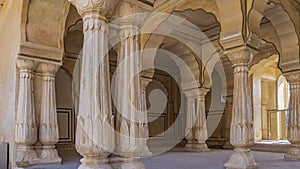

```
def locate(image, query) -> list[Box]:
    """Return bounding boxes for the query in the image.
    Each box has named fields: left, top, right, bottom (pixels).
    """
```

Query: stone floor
left=24, top=149, right=300, bottom=169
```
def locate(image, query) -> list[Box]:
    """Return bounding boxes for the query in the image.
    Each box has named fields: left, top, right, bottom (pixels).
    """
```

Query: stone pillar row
left=15, top=58, right=61, bottom=167
left=183, top=88, right=210, bottom=152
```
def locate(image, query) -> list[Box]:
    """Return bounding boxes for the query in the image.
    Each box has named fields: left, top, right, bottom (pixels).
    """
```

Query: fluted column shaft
left=230, top=64, right=254, bottom=147
left=194, top=89, right=209, bottom=145
left=224, top=48, right=257, bottom=169
left=115, top=23, right=142, bottom=158
left=77, top=14, right=114, bottom=168
left=140, top=77, right=152, bottom=156
left=15, top=58, right=38, bottom=166
left=185, top=97, right=195, bottom=148
left=39, top=63, right=61, bottom=164
left=69, top=1, right=117, bottom=168
left=184, top=88, right=209, bottom=152
left=284, top=71, right=300, bottom=160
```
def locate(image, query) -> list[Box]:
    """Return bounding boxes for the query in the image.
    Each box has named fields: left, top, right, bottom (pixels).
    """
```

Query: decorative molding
left=69, top=0, right=118, bottom=17
left=57, top=108, right=74, bottom=143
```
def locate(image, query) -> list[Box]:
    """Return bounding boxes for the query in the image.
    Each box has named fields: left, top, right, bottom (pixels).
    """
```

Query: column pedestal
left=224, top=148, right=257, bottom=169
left=183, top=141, right=194, bottom=151
left=38, top=146, right=61, bottom=164
left=184, top=143, right=210, bottom=152
left=110, top=157, right=145, bottom=169
left=15, top=146, right=39, bottom=167
left=78, top=158, right=112, bottom=169
left=285, top=145, right=300, bottom=160
left=192, top=143, right=210, bottom=152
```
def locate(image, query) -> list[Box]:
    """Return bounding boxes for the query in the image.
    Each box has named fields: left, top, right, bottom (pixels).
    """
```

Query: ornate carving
left=15, top=58, right=38, bottom=167
left=284, top=71, right=300, bottom=85
left=226, top=47, right=257, bottom=66
left=73, top=1, right=115, bottom=167
left=16, top=58, right=36, bottom=71
left=69, top=0, right=118, bottom=17
left=115, top=17, right=144, bottom=158
left=39, top=62, right=62, bottom=164
left=183, top=88, right=210, bottom=152
left=39, top=63, right=60, bottom=75
left=118, top=0, right=144, bottom=18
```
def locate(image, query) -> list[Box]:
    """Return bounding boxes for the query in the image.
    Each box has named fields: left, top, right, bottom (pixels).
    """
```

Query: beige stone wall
left=0, top=0, right=22, bottom=166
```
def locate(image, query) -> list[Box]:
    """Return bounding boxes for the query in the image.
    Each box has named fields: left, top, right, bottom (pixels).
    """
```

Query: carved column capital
left=69, top=0, right=118, bottom=18
left=225, top=47, right=257, bottom=66
left=183, top=92, right=195, bottom=101
left=118, top=0, right=144, bottom=18
left=183, top=88, right=209, bottom=100
left=196, top=88, right=209, bottom=100
left=38, top=63, right=60, bottom=75
left=16, top=58, right=36, bottom=71
left=283, top=71, right=300, bottom=85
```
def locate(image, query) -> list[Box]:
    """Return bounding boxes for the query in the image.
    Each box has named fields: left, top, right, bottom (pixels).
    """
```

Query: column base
left=79, top=157, right=112, bottom=169
left=184, top=143, right=210, bottom=152
left=184, top=141, right=194, bottom=151
left=15, top=146, right=39, bottom=167
left=284, top=145, right=300, bottom=161
left=140, top=146, right=152, bottom=157
left=223, top=142, right=234, bottom=149
left=38, top=146, right=62, bottom=164
left=110, top=157, right=145, bottom=169
left=224, top=148, right=257, bottom=169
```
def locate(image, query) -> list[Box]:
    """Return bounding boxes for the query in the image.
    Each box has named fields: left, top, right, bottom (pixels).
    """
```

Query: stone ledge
left=251, top=143, right=291, bottom=153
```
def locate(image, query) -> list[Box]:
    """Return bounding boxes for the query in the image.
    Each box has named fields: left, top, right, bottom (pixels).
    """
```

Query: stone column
left=223, top=96, right=233, bottom=149
left=183, top=91, right=195, bottom=151
left=140, top=77, right=152, bottom=156
left=114, top=24, right=142, bottom=157
left=69, top=0, right=117, bottom=168
left=114, top=1, right=144, bottom=162
left=284, top=70, right=300, bottom=160
left=224, top=48, right=257, bottom=169
left=184, top=88, right=209, bottom=152
left=38, top=63, right=61, bottom=164
left=15, top=58, right=38, bottom=167
left=194, top=88, right=210, bottom=151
